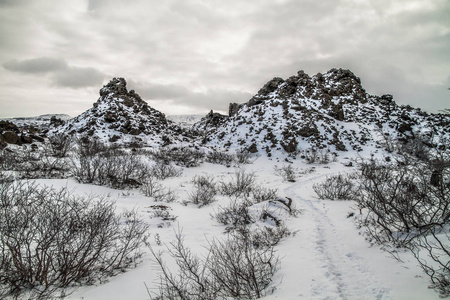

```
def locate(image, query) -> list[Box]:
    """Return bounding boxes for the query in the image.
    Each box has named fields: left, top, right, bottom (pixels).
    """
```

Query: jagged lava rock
left=198, top=68, right=450, bottom=156
left=53, top=78, right=190, bottom=146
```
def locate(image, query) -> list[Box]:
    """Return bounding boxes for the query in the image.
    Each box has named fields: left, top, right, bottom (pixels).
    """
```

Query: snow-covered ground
left=29, top=156, right=440, bottom=300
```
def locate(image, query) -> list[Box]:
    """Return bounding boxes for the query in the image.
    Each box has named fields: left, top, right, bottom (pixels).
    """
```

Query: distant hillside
left=167, top=114, right=204, bottom=129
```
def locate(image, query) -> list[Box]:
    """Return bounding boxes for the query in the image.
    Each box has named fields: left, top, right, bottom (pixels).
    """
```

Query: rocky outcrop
left=51, top=78, right=190, bottom=146
left=198, top=68, right=450, bottom=156
left=0, top=120, right=45, bottom=147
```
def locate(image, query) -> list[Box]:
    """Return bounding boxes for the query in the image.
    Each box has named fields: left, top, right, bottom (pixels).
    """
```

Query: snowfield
left=27, top=156, right=440, bottom=300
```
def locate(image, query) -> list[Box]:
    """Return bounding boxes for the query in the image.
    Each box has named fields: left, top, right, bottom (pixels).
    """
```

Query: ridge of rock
left=52, top=78, right=190, bottom=146
left=196, top=68, right=450, bottom=156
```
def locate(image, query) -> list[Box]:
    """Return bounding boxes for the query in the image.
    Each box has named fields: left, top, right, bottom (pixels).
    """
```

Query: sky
left=0, top=0, right=449, bottom=118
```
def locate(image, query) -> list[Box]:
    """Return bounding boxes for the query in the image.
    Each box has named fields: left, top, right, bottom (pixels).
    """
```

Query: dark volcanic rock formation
left=199, top=68, right=450, bottom=156
left=53, top=78, right=190, bottom=146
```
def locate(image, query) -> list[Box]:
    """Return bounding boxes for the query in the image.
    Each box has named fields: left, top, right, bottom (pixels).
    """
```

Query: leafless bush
left=148, top=205, right=177, bottom=222
left=356, top=153, right=449, bottom=296
left=220, top=169, right=256, bottom=197
left=0, top=148, right=19, bottom=171
left=0, top=181, right=149, bottom=299
left=301, top=148, right=336, bottom=164
left=0, top=147, right=70, bottom=179
left=242, top=225, right=292, bottom=249
left=251, top=187, right=278, bottom=204
left=274, top=164, right=297, bottom=182
left=188, top=175, right=217, bottom=207
left=236, top=149, right=258, bottom=164
left=153, top=188, right=177, bottom=203
left=71, top=147, right=149, bottom=188
left=410, top=229, right=450, bottom=297
left=215, top=198, right=254, bottom=231
left=149, top=230, right=279, bottom=299
left=150, top=162, right=182, bottom=180
left=46, top=133, right=73, bottom=158
left=140, top=177, right=177, bottom=202
left=140, top=176, right=164, bottom=197
left=313, top=173, right=357, bottom=200
left=206, top=150, right=235, bottom=166
left=150, top=147, right=205, bottom=168
left=75, top=137, right=109, bottom=158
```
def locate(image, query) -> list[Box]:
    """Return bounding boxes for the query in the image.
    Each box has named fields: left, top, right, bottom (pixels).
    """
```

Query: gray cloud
left=0, top=0, right=449, bottom=117
left=54, top=67, right=106, bottom=88
left=3, top=57, right=68, bottom=74
left=3, top=57, right=106, bottom=89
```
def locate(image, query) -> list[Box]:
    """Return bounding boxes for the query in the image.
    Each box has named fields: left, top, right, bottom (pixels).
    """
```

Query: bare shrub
left=0, top=146, right=70, bottom=179
left=274, top=164, right=297, bottom=182
left=220, top=169, right=256, bottom=197
left=242, top=225, right=292, bottom=249
left=140, top=177, right=177, bottom=203
left=151, top=162, right=182, bottom=180
left=0, top=181, right=149, bottom=299
left=46, top=133, right=73, bottom=158
left=236, top=149, right=258, bottom=164
left=356, top=153, right=450, bottom=296
left=215, top=198, right=254, bottom=231
left=149, top=230, right=279, bottom=299
left=188, top=175, right=217, bottom=207
left=71, top=144, right=149, bottom=188
left=252, top=187, right=278, bottom=204
left=148, top=205, right=177, bottom=222
left=20, top=152, right=70, bottom=179
left=206, top=150, right=235, bottom=166
left=150, top=147, right=205, bottom=168
left=410, top=229, right=450, bottom=297
left=153, top=188, right=177, bottom=203
left=301, top=148, right=336, bottom=164
left=0, top=148, right=21, bottom=171
left=313, top=173, right=357, bottom=200
left=140, top=176, right=164, bottom=197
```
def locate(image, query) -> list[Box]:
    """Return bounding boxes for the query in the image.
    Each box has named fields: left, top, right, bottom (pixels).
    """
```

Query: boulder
left=2, top=131, right=21, bottom=145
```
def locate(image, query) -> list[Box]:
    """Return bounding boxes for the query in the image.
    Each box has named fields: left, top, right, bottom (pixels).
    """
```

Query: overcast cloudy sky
left=0, top=0, right=449, bottom=118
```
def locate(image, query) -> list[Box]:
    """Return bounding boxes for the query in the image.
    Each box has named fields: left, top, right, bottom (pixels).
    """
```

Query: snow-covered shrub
left=21, top=151, right=70, bottom=179
left=274, top=164, right=297, bottom=182
left=150, top=161, right=182, bottom=180
left=46, top=132, right=73, bottom=158
left=251, top=187, right=278, bottom=204
left=0, top=181, right=149, bottom=299
left=188, top=175, right=217, bottom=207
left=150, top=147, right=205, bottom=167
left=71, top=143, right=149, bottom=188
left=236, top=149, right=258, bottom=164
left=356, top=153, right=450, bottom=296
left=245, top=225, right=292, bottom=249
left=220, top=169, right=256, bottom=197
left=0, top=148, right=19, bottom=171
left=0, top=147, right=70, bottom=179
left=150, top=230, right=279, bottom=299
left=206, top=150, right=235, bottom=166
left=215, top=198, right=254, bottom=231
left=153, top=187, right=177, bottom=203
left=140, top=176, right=163, bottom=197
left=313, top=173, right=357, bottom=200
left=148, top=205, right=177, bottom=222
left=301, top=147, right=336, bottom=164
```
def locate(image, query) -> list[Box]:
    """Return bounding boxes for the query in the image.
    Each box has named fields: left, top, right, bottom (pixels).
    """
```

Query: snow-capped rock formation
left=197, top=68, right=450, bottom=156
left=54, top=78, right=191, bottom=146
